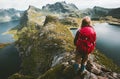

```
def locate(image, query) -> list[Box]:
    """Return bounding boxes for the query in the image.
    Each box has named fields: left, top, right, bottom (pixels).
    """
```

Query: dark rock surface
left=42, top=1, right=78, bottom=13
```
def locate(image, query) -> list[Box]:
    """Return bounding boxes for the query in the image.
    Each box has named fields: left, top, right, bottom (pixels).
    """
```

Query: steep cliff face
left=19, top=5, right=45, bottom=29
left=90, top=6, right=120, bottom=19
left=42, top=1, right=78, bottom=13
left=93, top=6, right=110, bottom=16
left=108, top=8, right=120, bottom=19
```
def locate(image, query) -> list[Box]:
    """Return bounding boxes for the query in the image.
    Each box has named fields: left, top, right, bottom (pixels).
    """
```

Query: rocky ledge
left=37, top=49, right=120, bottom=79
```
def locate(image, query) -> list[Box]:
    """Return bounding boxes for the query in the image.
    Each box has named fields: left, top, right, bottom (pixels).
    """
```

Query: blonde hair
left=81, top=16, right=91, bottom=27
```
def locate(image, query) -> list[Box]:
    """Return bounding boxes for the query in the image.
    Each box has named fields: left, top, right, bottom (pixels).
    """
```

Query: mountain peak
left=28, top=5, right=36, bottom=10
left=27, top=5, right=41, bottom=12
left=42, top=1, right=78, bottom=13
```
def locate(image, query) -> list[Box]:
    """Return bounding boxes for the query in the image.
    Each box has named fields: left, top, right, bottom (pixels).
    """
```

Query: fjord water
left=0, top=20, right=19, bottom=43
left=71, top=23, right=120, bottom=66
left=0, top=44, right=21, bottom=78
left=0, top=20, right=21, bottom=78
left=94, top=23, right=120, bottom=66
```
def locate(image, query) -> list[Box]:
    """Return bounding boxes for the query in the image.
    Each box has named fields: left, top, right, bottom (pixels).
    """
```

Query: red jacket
left=74, top=26, right=96, bottom=54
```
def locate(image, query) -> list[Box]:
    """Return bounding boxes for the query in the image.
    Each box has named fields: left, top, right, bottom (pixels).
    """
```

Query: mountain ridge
left=8, top=4, right=120, bottom=79
left=42, top=1, right=78, bottom=13
left=0, top=2, right=119, bottom=23
left=91, top=6, right=120, bottom=19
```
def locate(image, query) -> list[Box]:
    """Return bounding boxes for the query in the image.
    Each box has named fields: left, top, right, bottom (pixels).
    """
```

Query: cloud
left=0, top=0, right=120, bottom=10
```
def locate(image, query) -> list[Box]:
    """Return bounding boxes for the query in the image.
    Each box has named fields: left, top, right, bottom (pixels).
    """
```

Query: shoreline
left=108, top=22, right=120, bottom=26
left=0, top=43, right=10, bottom=48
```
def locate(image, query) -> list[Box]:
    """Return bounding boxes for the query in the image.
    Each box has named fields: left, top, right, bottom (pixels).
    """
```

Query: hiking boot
left=73, top=63, right=79, bottom=73
left=77, top=64, right=86, bottom=75
left=80, top=64, right=86, bottom=72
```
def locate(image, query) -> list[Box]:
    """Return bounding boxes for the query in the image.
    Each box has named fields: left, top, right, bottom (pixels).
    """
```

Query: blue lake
left=0, top=20, right=21, bottom=78
left=0, top=20, right=19, bottom=43
left=0, top=44, right=21, bottom=78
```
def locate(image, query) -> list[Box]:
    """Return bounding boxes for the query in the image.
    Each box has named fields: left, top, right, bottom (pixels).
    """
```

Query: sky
left=0, top=0, right=120, bottom=10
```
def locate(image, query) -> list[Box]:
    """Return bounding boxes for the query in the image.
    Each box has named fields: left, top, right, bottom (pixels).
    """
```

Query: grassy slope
left=11, top=17, right=75, bottom=78
left=8, top=14, right=120, bottom=79
left=94, top=49, right=120, bottom=72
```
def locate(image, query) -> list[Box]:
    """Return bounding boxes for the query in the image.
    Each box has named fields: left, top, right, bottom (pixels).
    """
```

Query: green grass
left=94, top=49, right=120, bottom=73
left=13, top=19, right=76, bottom=78
left=8, top=73, right=34, bottom=79
left=39, top=64, right=75, bottom=79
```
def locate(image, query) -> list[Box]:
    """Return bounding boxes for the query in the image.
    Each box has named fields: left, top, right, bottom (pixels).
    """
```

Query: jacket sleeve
left=74, top=31, right=79, bottom=46
left=94, top=31, right=96, bottom=46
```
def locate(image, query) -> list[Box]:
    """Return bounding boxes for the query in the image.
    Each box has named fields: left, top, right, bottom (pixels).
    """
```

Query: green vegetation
left=8, top=6, right=120, bottom=78
left=12, top=15, right=76, bottom=78
left=39, top=64, right=75, bottom=79
left=99, top=16, right=120, bottom=25
left=94, top=49, right=120, bottom=72
left=8, top=73, right=34, bottom=79
left=37, top=49, right=120, bottom=79
left=8, top=30, right=18, bottom=40
left=60, top=17, right=81, bottom=27
left=44, top=15, right=59, bottom=26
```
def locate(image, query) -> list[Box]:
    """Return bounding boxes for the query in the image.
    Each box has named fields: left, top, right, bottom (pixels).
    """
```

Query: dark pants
left=75, top=50, right=88, bottom=66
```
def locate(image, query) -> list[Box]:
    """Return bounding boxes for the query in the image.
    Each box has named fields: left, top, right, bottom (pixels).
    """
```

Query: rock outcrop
left=38, top=50, right=120, bottom=79
left=18, top=5, right=46, bottom=30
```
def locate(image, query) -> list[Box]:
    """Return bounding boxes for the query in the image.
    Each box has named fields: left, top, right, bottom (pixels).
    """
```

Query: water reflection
left=0, top=44, right=21, bottom=78
left=0, top=20, right=19, bottom=43
left=94, top=23, right=120, bottom=66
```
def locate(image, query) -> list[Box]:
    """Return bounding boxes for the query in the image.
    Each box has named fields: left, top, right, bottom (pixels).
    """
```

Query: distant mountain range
left=42, top=1, right=78, bottom=13
left=0, top=8, right=23, bottom=23
left=90, top=6, right=120, bottom=19
left=0, top=1, right=119, bottom=23
left=42, top=2, right=120, bottom=19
